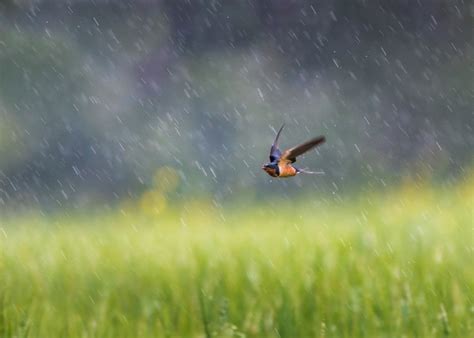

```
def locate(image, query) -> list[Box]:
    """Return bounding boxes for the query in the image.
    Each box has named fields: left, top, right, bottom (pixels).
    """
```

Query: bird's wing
left=281, top=136, right=325, bottom=163
left=269, top=124, right=285, bottom=162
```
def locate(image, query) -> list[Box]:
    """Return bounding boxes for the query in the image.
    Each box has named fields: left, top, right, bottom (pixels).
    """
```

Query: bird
left=262, top=124, right=326, bottom=178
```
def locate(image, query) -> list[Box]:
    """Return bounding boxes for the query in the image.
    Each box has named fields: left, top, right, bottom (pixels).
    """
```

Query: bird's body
left=262, top=124, right=325, bottom=178
left=278, top=163, right=298, bottom=177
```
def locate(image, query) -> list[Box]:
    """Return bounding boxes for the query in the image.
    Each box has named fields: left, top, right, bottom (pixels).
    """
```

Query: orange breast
left=278, top=164, right=297, bottom=177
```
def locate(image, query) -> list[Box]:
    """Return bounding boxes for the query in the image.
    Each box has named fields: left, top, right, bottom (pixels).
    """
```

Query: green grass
left=0, top=180, right=473, bottom=337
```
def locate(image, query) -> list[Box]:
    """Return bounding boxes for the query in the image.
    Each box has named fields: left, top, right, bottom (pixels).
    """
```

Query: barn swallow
left=262, top=124, right=325, bottom=178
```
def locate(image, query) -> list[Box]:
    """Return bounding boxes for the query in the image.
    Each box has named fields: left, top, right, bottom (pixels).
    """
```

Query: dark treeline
left=0, top=0, right=472, bottom=209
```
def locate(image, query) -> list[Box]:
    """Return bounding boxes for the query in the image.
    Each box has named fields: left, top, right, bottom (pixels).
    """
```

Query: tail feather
left=297, top=168, right=325, bottom=175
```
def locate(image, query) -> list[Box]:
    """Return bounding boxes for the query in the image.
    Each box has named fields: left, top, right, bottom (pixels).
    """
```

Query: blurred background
left=0, top=0, right=472, bottom=213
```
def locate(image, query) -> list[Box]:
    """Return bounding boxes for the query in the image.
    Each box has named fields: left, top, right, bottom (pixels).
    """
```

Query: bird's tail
left=296, top=167, right=325, bottom=175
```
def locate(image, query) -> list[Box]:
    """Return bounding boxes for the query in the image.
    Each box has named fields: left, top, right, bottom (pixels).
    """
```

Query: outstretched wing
left=281, top=135, right=325, bottom=163
left=269, top=124, right=285, bottom=162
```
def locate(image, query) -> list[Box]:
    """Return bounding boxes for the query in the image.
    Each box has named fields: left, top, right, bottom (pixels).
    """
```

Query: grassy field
left=0, top=178, right=473, bottom=337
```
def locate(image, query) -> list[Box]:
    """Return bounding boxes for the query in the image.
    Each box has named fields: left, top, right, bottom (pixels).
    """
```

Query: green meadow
left=0, top=178, right=473, bottom=337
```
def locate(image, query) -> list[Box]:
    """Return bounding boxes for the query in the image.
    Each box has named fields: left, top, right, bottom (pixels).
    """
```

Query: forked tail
left=296, top=167, right=325, bottom=175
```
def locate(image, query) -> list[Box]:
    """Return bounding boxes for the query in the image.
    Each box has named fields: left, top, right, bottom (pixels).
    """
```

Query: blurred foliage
left=0, top=177, right=472, bottom=336
left=0, top=0, right=472, bottom=209
left=0, top=29, right=86, bottom=168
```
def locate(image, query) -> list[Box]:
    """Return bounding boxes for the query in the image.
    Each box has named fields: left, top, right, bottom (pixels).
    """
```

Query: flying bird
left=262, top=124, right=325, bottom=178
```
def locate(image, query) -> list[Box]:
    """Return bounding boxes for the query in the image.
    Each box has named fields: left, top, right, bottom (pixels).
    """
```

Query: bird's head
left=262, top=163, right=279, bottom=177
